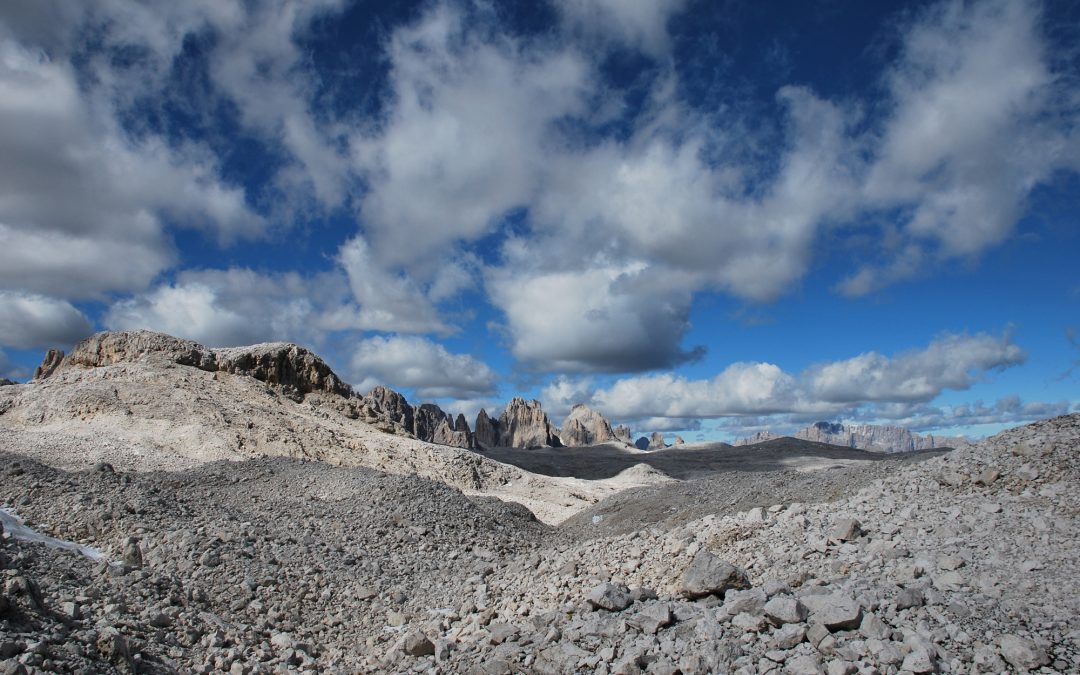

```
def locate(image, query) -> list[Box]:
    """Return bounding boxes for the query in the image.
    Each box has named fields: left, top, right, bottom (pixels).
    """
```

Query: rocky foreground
left=0, top=411, right=1077, bottom=673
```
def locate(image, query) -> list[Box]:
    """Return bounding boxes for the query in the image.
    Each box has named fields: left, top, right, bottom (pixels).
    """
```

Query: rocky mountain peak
left=365, top=387, right=474, bottom=450
left=31, top=348, right=64, bottom=381
left=559, top=404, right=617, bottom=447
left=486, top=397, right=560, bottom=449
left=65, top=330, right=217, bottom=372
left=735, top=422, right=968, bottom=453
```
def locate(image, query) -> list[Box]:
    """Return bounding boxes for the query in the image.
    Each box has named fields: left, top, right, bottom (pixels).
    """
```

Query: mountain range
left=736, top=421, right=970, bottom=454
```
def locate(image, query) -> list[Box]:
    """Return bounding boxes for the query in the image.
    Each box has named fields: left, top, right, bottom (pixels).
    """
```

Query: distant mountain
left=736, top=421, right=969, bottom=454
left=559, top=404, right=617, bottom=447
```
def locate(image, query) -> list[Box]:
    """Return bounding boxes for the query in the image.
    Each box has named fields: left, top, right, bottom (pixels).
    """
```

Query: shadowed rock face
left=368, top=386, right=415, bottom=432
left=366, top=389, right=474, bottom=449
left=475, top=409, right=499, bottom=448
left=648, top=432, right=666, bottom=450
left=613, top=425, right=633, bottom=444
left=0, top=378, right=16, bottom=386
left=559, top=404, right=617, bottom=447
left=215, top=342, right=352, bottom=398
left=497, top=398, right=560, bottom=449
left=31, top=349, right=65, bottom=381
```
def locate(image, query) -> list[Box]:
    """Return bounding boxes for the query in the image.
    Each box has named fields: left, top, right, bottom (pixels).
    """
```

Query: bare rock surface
left=0, top=331, right=1077, bottom=673
left=30, top=349, right=64, bottom=381
left=559, top=404, right=618, bottom=447
left=495, top=397, right=560, bottom=449
left=738, top=421, right=970, bottom=453
left=0, top=332, right=616, bottom=525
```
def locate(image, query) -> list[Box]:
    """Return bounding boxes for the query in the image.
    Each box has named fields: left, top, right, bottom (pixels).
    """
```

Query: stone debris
left=678, top=551, right=750, bottom=599
left=0, top=332, right=1077, bottom=674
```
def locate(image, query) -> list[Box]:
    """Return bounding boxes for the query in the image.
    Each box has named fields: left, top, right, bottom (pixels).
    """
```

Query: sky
left=1, top=0, right=1078, bottom=443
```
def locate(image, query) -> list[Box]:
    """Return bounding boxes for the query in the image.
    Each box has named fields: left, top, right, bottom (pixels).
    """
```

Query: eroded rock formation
left=559, top=404, right=617, bottom=447
left=502, top=397, right=561, bottom=449
left=474, top=409, right=499, bottom=449
left=31, top=349, right=65, bottom=381
left=478, top=398, right=560, bottom=449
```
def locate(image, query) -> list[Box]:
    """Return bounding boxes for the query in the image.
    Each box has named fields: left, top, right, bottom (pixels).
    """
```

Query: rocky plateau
left=0, top=331, right=1076, bottom=674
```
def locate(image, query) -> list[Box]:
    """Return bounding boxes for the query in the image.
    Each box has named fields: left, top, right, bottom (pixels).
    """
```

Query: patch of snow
left=0, top=507, right=110, bottom=562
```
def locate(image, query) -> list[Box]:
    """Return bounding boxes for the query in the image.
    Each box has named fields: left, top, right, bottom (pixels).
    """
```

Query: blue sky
left=1, top=0, right=1077, bottom=442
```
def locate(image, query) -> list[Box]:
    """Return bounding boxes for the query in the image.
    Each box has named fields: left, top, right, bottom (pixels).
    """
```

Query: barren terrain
left=0, top=333, right=1076, bottom=673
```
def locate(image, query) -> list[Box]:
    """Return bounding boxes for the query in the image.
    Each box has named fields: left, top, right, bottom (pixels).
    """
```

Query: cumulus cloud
left=104, top=268, right=347, bottom=348
left=551, top=332, right=1025, bottom=424
left=347, top=335, right=498, bottom=400
left=0, top=38, right=263, bottom=298
left=335, top=237, right=453, bottom=335
left=487, top=262, right=703, bottom=372
left=844, top=0, right=1070, bottom=292
left=803, top=332, right=1026, bottom=403
left=0, top=291, right=93, bottom=349
left=351, top=3, right=592, bottom=273
left=553, top=0, right=691, bottom=56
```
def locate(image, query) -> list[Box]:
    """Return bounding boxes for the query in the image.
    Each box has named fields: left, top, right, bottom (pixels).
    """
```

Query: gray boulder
left=679, top=551, right=750, bottom=599
left=997, top=634, right=1049, bottom=670
left=587, top=582, right=633, bottom=611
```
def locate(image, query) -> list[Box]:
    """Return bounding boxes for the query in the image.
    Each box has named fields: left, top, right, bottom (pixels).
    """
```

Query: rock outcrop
left=65, top=331, right=217, bottom=371
left=735, top=423, right=969, bottom=453
left=0, top=377, right=16, bottom=386
left=559, top=404, right=617, bottom=447
left=31, top=349, right=65, bottom=381
left=674, top=435, right=685, bottom=446
left=215, top=342, right=352, bottom=398
left=365, top=388, right=474, bottom=449
left=648, top=432, right=667, bottom=450
left=475, top=408, right=499, bottom=449
left=367, top=386, right=415, bottom=432
left=733, top=430, right=780, bottom=446
left=613, top=425, right=633, bottom=445
left=477, top=398, right=560, bottom=449
left=499, top=398, right=560, bottom=449
left=61, top=331, right=352, bottom=399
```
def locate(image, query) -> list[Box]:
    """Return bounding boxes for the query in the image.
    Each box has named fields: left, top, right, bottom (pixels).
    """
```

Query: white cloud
left=487, top=262, right=702, bottom=372
left=0, top=291, right=93, bottom=349
left=558, top=332, right=1024, bottom=423
left=553, top=0, right=691, bottom=57
left=846, top=0, right=1069, bottom=292
left=335, top=237, right=452, bottom=335
left=804, top=332, right=1026, bottom=403
left=540, top=375, right=597, bottom=418
left=352, top=3, right=592, bottom=273
left=104, top=268, right=346, bottom=348
left=852, top=395, right=1073, bottom=433
left=0, top=38, right=262, bottom=298
left=347, top=335, right=498, bottom=400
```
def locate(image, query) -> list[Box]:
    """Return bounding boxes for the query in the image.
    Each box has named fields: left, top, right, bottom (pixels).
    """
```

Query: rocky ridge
left=0, top=411, right=1076, bottom=673
left=737, top=423, right=970, bottom=454
left=0, top=331, right=629, bottom=524
left=366, top=386, right=474, bottom=450
left=476, top=398, right=561, bottom=449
